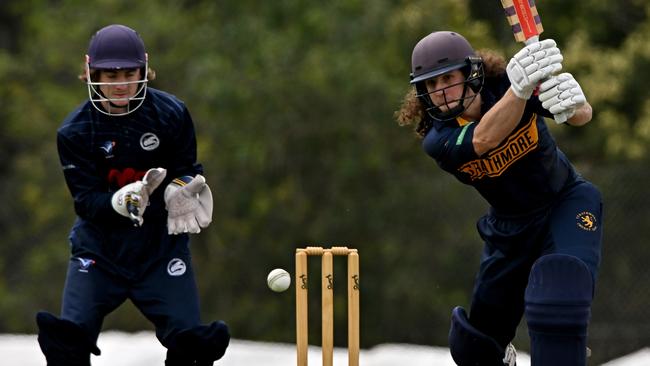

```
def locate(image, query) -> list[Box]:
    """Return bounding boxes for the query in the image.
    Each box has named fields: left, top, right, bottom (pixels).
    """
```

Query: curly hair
left=395, top=49, right=506, bottom=138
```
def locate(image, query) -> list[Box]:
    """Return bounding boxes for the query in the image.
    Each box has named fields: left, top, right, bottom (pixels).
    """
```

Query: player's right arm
left=57, top=130, right=115, bottom=222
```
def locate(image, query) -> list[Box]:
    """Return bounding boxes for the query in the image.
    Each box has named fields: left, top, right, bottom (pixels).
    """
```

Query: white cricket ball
left=267, top=268, right=291, bottom=292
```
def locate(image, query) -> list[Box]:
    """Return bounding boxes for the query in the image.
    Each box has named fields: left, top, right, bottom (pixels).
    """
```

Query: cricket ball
left=267, top=268, right=291, bottom=292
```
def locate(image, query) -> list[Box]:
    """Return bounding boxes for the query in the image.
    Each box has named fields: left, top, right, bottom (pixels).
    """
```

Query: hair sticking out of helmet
left=85, top=24, right=149, bottom=116
left=410, top=31, right=484, bottom=121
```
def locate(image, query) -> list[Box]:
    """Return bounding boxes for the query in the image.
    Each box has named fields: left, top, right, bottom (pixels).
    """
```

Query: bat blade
left=500, top=0, right=544, bottom=43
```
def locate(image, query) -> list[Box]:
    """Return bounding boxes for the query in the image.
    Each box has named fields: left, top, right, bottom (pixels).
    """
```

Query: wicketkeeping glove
left=111, top=167, right=167, bottom=226
left=538, top=73, right=587, bottom=122
left=164, top=175, right=213, bottom=235
left=507, top=39, right=563, bottom=100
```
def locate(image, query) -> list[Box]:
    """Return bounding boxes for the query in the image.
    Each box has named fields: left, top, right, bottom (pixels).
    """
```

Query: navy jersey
left=422, top=74, right=578, bottom=215
left=57, top=88, right=203, bottom=278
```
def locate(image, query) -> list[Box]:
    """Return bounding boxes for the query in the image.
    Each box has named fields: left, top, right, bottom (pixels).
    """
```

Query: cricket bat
left=500, top=0, right=568, bottom=123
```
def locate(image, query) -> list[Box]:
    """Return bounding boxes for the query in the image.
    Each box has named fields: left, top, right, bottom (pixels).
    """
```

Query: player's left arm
left=473, top=88, right=528, bottom=156
left=168, top=105, right=203, bottom=178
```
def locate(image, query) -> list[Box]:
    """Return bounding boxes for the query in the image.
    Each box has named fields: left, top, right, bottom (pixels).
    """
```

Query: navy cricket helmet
left=85, top=24, right=149, bottom=116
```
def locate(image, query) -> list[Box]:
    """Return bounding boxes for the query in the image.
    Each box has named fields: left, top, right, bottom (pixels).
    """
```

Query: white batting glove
left=538, top=73, right=586, bottom=121
left=507, top=39, right=563, bottom=100
left=111, top=167, right=167, bottom=226
left=164, top=175, right=213, bottom=235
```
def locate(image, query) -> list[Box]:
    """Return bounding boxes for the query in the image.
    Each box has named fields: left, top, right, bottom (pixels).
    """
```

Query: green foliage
left=1, top=0, right=649, bottom=363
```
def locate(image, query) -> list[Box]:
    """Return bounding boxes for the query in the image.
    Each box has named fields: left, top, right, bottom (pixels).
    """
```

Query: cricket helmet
left=410, top=31, right=484, bottom=121
left=85, top=24, right=149, bottom=116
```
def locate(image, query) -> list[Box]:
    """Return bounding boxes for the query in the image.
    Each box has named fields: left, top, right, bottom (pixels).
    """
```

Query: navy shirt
left=57, top=88, right=202, bottom=278
left=422, top=74, right=577, bottom=215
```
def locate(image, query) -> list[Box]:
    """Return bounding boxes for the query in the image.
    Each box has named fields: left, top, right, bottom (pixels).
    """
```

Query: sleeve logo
left=76, top=257, right=96, bottom=273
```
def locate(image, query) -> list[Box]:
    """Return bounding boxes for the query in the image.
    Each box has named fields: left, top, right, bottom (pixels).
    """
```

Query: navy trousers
left=469, top=179, right=603, bottom=347
left=60, top=252, right=201, bottom=348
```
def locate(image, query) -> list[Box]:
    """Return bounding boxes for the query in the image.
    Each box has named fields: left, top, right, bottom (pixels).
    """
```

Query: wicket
left=295, top=246, right=360, bottom=366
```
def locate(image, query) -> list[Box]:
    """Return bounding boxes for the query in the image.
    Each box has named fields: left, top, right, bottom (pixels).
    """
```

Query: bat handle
left=524, top=35, right=539, bottom=45
left=127, top=201, right=143, bottom=227
left=554, top=112, right=568, bottom=124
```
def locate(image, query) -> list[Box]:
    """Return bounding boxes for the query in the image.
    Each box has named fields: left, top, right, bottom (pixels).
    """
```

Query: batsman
left=36, top=24, right=229, bottom=365
left=396, top=29, right=602, bottom=365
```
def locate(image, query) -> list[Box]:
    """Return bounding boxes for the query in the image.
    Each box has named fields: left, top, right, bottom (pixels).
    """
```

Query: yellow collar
left=456, top=116, right=473, bottom=126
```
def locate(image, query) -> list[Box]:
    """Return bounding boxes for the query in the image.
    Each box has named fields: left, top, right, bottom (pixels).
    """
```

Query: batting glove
left=164, top=175, right=213, bottom=235
left=507, top=39, right=563, bottom=100
left=111, top=167, right=167, bottom=226
left=538, top=73, right=587, bottom=122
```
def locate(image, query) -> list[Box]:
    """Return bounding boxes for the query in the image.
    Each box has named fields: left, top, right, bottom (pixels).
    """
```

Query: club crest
left=576, top=211, right=597, bottom=231
left=140, top=132, right=160, bottom=151
left=167, top=258, right=187, bottom=276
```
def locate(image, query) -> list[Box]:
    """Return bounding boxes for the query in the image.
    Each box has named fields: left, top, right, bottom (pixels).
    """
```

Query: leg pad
left=449, top=306, right=510, bottom=366
left=525, top=254, right=594, bottom=366
left=36, top=311, right=100, bottom=366
left=165, top=321, right=230, bottom=366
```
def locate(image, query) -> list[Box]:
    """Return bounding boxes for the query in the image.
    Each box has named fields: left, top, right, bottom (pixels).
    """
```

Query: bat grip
left=554, top=112, right=568, bottom=124
left=126, top=201, right=143, bottom=227
left=525, top=36, right=568, bottom=124
left=524, top=35, right=539, bottom=45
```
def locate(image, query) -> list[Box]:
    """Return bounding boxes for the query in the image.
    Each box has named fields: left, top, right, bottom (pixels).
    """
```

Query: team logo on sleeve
left=140, top=132, right=160, bottom=151
left=76, top=257, right=96, bottom=273
left=167, top=258, right=187, bottom=276
left=458, top=115, right=538, bottom=180
left=576, top=211, right=597, bottom=231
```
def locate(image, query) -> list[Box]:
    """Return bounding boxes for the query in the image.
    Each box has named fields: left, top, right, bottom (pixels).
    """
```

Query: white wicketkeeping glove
left=538, top=73, right=587, bottom=122
left=111, top=167, right=167, bottom=226
left=164, top=175, right=213, bottom=235
left=507, top=39, right=563, bottom=100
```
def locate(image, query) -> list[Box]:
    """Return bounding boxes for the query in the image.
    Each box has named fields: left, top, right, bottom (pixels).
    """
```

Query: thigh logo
left=576, top=211, right=597, bottom=231
left=167, top=258, right=187, bottom=276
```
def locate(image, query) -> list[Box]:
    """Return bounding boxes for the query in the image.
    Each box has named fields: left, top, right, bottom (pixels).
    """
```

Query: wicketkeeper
left=36, top=24, right=229, bottom=366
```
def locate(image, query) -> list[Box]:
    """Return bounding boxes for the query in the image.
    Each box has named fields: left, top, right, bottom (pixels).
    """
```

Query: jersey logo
left=100, top=141, right=116, bottom=158
left=167, top=258, right=187, bottom=277
left=576, top=211, right=597, bottom=231
left=458, top=114, right=538, bottom=181
left=140, top=133, right=160, bottom=151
